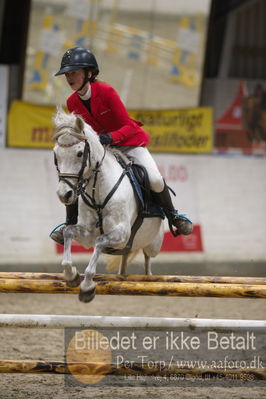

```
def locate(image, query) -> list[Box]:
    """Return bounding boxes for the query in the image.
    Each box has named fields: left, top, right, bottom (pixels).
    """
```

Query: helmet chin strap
left=77, top=69, right=90, bottom=92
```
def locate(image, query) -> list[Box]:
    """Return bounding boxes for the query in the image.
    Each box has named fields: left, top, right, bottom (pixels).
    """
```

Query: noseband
left=54, top=138, right=91, bottom=194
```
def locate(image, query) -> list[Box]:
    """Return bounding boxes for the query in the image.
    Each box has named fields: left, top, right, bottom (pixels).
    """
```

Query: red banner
left=215, top=80, right=266, bottom=155
left=55, top=224, right=203, bottom=254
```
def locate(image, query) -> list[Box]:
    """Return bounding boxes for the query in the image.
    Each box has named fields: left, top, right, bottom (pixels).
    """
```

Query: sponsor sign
left=130, top=107, right=213, bottom=153
left=8, top=101, right=213, bottom=154
left=7, top=100, right=56, bottom=148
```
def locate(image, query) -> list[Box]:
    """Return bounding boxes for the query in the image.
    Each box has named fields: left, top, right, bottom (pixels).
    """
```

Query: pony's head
left=52, top=108, right=102, bottom=205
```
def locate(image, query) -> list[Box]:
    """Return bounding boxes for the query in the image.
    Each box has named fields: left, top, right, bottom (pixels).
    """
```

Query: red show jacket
left=67, top=81, right=150, bottom=146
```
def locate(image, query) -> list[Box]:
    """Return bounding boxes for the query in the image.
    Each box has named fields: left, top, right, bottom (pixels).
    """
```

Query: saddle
left=116, top=154, right=165, bottom=219
left=127, top=162, right=165, bottom=219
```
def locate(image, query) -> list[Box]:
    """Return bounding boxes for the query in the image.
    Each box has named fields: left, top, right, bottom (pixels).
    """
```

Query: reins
left=80, top=158, right=131, bottom=234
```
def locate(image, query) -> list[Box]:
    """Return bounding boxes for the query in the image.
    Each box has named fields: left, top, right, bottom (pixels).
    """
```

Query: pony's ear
left=53, top=106, right=65, bottom=126
left=75, top=115, right=85, bottom=133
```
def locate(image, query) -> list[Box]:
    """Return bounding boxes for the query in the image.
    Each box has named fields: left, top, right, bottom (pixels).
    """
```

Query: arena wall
left=0, top=148, right=265, bottom=265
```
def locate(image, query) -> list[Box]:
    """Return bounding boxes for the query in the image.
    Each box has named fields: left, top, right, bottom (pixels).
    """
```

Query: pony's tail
left=104, top=251, right=139, bottom=272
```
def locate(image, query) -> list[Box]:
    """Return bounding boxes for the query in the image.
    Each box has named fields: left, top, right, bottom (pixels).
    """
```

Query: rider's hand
left=99, top=133, right=112, bottom=145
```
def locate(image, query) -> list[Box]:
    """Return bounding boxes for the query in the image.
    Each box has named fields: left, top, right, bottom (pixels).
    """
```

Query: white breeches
left=117, top=146, right=164, bottom=193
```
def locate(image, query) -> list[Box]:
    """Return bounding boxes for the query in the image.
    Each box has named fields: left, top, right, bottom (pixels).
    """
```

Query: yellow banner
left=8, top=100, right=55, bottom=148
left=8, top=100, right=213, bottom=153
left=129, top=107, right=213, bottom=153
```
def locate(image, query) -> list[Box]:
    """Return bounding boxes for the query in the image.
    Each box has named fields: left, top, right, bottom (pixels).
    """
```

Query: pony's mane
left=109, top=147, right=131, bottom=165
left=53, top=128, right=87, bottom=143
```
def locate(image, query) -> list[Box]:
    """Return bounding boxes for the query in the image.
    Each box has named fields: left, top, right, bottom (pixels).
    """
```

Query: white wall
left=0, top=148, right=265, bottom=264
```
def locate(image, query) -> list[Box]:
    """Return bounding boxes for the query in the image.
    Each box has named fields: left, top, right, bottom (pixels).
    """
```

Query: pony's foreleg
left=80, top=227, right=129, bottom=303
left=79, top=242, right=102, bottom=303
left=62, top=225, right=81, bottom=288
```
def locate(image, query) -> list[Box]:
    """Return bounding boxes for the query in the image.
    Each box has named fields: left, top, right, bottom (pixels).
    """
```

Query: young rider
left=51, top=47, right=192, bottom=244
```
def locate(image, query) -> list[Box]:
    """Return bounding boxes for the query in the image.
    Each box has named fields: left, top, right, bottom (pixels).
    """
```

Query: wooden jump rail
left=1, top=272, right=266, bottom=285
left=0, top=278, right=266, bottom=298
left=0, top=360, right=265, bottom=380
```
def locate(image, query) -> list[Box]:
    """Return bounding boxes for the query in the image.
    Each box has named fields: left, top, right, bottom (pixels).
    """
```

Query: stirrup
left=168, top=213, right=193, bottom=237
left=49, top=222, right=67, bottom=245
left=49, top=222, right=67, bottom=236
left=173, top=213, right=192, bottom=224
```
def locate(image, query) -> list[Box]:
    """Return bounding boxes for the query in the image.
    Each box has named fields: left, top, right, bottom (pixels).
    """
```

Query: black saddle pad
left=130, top=163, right=164, bottom=219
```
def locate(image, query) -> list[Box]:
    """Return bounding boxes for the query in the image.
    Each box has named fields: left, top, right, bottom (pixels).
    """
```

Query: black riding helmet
left=55, top=47, right=99, bottom=89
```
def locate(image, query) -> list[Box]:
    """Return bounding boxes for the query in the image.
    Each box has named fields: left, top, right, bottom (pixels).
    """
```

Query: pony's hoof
left=66, top=272, right=81, bottom=288
left=79, top=286, right=96, bottom=303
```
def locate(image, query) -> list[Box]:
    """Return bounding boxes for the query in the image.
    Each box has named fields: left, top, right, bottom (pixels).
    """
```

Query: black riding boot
left=50, top=200, right=79, bottom=245
left=153, top=182, right=193, bottom=236
left=65, top=201, right=79, bottom=225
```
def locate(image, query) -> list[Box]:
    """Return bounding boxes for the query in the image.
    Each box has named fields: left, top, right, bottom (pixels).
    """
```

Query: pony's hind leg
left=119, top=250, right=140, bottom=275
left=119, top=253, right=130, bottom=275
left=143, top=250, right=152, bottom=275
left=142, top=222, right=164, bottom=275
left=62, top=225, right=81, bottom=288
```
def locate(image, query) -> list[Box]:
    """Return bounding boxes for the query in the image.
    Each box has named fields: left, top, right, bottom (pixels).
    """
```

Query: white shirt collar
left=78, top=84, right=91, bottom=100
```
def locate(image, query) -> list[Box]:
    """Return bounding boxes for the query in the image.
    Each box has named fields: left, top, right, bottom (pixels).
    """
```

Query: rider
left=50, top=47, right=192, bottom=244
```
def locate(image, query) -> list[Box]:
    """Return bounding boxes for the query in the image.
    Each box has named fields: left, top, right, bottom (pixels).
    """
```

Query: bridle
left=54, top=138, right=91, bottom=195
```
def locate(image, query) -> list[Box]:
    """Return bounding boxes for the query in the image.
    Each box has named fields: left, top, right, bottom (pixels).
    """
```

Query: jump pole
left=0, top=278, right=266, bottom=298
left=1, top=272, right=265, bottom=285
left=1, top=314, right=266, bottom=329
left=0, top=360, right=265, bottom=379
